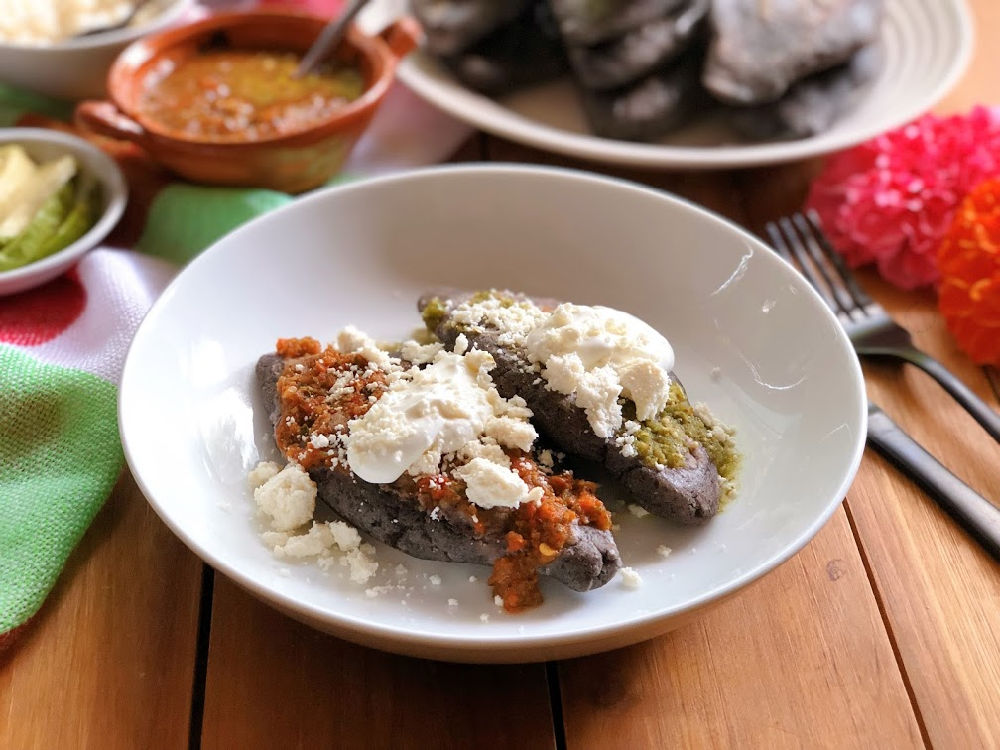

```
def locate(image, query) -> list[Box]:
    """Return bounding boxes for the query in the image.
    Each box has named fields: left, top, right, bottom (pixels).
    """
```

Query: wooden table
left=4, top=2, right=999, bottom=747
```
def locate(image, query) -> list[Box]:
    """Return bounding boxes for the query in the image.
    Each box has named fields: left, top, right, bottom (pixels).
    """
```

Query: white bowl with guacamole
left=0, top=128, right=127, bottom=296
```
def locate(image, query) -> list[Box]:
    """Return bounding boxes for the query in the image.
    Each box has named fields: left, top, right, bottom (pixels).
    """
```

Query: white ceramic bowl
left=120, top=165, right=867, bottom=663
left=0, top=0, right=194, bottom=100
left=0, top=128, right=127, bottom=296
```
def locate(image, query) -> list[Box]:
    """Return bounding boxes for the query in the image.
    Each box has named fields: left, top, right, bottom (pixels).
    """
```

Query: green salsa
left=421, top=297, right=449, bottom=331
left=630, top=381, right=741, bottom=495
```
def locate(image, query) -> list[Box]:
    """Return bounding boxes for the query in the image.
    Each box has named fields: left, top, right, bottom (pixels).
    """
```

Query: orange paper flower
left=937, top=177, right=1000, bottom=365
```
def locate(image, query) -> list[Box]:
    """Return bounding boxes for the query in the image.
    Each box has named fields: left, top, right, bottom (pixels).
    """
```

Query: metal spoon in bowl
left=74, top=0, right=156, bottom=38
left=295, top=0, right=373, bottom=78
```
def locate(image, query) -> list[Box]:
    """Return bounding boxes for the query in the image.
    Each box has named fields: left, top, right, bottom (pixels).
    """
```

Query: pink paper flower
left=805, top=107, right=1000, bottom=289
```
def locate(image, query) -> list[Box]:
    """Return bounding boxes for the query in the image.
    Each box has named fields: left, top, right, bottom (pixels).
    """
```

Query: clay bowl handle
left=379, top=16, right=422, bottom=59
left=75, top=101, right=148, bottom=145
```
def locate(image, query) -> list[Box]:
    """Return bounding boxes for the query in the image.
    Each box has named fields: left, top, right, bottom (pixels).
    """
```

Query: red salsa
left=272, top=338, right=613, bottom=612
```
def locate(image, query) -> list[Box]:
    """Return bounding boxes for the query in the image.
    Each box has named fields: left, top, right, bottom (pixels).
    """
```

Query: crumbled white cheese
left=494, top=595, right=504, bottom=608
left=266, top=519, right=379, bottom=585
left=448, top=293, right=549, bottom=348
left=253, top=462, right=316, bottom=532
left=657, top=545, right=673, bottom=559
left=479, top=613, right=490, bottom=623
left=620, top=567, right=643, bottom=589
left=250, top=457, right=380, bottom=586
left=343, top=346, right=538, bottom=506
left=468, top=575, right=478, bottom=583
left=615, top=433, right=638, bottom=458
left=247, top=460, right=281, bottom=489
left=502, top=395, right=533, bottom=420
left=454, top=457, right=540, bottom=509
left=273, top=522, right=335, bottom=558
left=448, top=598, right=459, bottom=607
left=627, top=503, right=650, bottom=519
left=429, top=574, right=442, bottom=586
left=458, top=438, right=510, bottom=467
left=400, top=339, right=443, bottom=365
left=342, top=545, right=379, bottom=584
left=484, top=415, right=537, bottom=452
left=336, top=325, right=397, bottom=371
left=261, top=530, right=290, bottom=548
left=523, top=303, right=675, bottom=437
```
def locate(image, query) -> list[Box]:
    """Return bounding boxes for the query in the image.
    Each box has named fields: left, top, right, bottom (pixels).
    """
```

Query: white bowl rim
left=0, top=0, right=194, bottom=51
left=0, top=128, right=128, bottom=284
left=120, top=163, right=868, bottom=651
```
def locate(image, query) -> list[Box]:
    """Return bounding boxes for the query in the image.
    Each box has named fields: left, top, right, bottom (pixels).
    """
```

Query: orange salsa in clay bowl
left=75, top=11, right=420, bottom=193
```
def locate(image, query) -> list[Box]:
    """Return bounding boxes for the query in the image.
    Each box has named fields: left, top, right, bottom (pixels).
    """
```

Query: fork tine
left=791, top=213, right=862, bottom=318
left=766, top=219, right=838, bottom=314
left=804, top=210, right=875, bottom=309
left=765, top=221, right=793, bottom=261
left=778, top=216, right=844, bottom=314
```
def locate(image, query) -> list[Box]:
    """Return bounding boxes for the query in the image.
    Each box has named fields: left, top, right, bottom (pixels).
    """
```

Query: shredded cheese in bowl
left=0, top=0, right=172, bottom=45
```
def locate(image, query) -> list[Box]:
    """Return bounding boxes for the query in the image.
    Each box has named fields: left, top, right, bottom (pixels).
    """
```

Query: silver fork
left=767, top=211, right=1000, bottom=444
left=767, top=212, right=1000, bottom=560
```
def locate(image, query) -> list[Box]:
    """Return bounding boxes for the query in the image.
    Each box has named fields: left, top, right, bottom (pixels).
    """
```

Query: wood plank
left=737, top=159, right=1000, bottom=746
left=200, top=576, right=556, bottom=750
left=0, top=472, right=203, bottom=749
left=849, top=281, right=1000, bottom=749
left=558, top=507, right=923, bottom=749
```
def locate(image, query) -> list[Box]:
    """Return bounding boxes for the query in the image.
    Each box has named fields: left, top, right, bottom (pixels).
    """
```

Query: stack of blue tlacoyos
left=410, top=0, right=886, bottom=143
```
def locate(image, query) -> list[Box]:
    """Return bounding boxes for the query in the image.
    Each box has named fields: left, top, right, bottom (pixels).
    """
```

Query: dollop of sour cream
left=343, top=337, right=538, bottom=509
left=524, top=304, right=675, bottom=437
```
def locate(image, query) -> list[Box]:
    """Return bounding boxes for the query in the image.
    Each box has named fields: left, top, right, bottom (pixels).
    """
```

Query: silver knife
left=866, top=403, right=1000, bottom=561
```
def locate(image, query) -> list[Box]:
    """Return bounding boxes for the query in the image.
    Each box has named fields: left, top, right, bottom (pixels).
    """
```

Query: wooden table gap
left=544, top=661, right=569, bottom=750
left=840, top=500, right=933, bottom=749
left=188, top=565, right=216, bottom=750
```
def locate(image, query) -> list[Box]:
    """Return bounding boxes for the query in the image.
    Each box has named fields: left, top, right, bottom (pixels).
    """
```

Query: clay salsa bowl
left=75, top=11, right=420, bottom=193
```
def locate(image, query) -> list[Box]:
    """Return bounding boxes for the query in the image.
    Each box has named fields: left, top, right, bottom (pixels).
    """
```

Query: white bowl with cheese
left=0, top=128, right=127, bottom=296
left=119, top=165, right=867, bottom=662
left=0, top=0, right=195, bottom=100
